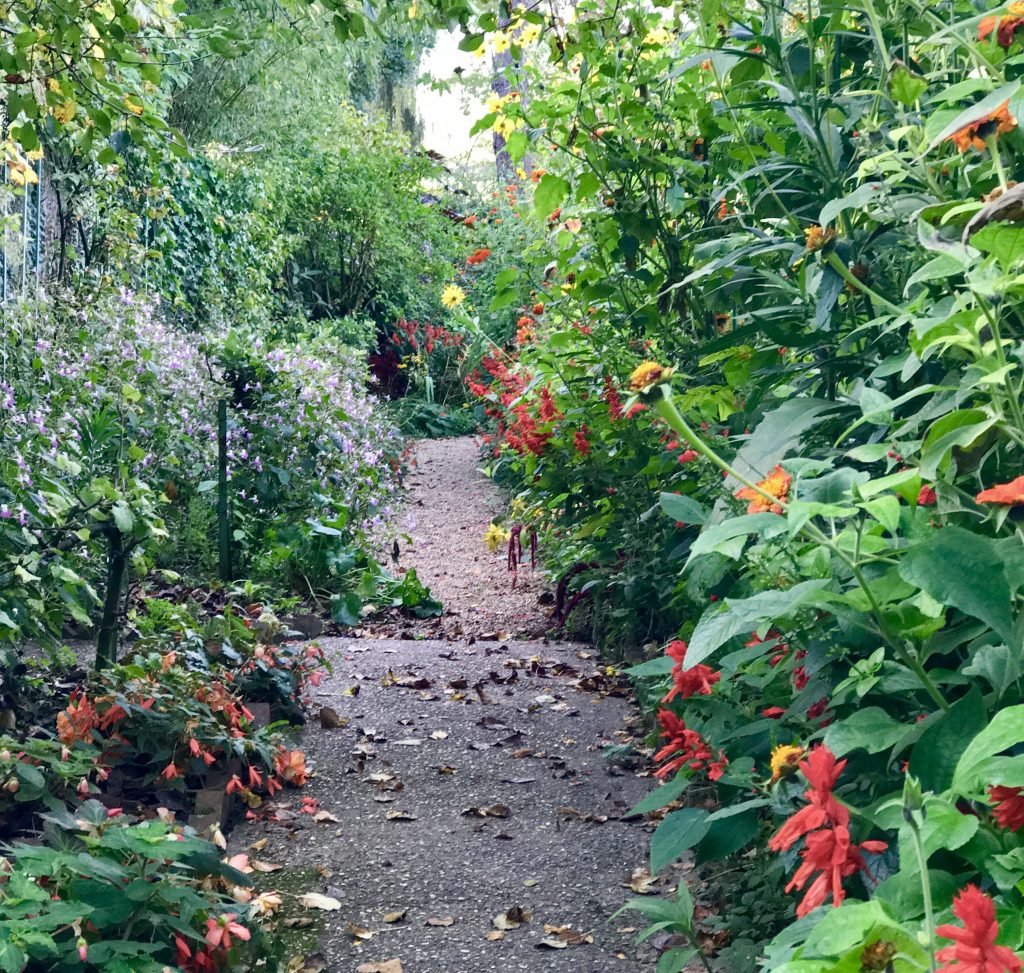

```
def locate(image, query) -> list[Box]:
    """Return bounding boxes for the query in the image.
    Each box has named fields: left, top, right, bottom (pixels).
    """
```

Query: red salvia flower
left=936, top=884, right=1022, bottom=973
left=768, top=745, right=885, bottom=917
left=662, top=640, right=721, bottom=702
left=918, top=485, right=938, bottom=506
left=990, top=785, right=1024, bottom=832
left=653, top=709, right=727, bottom=781
left=573, top=425, right=591, bottom=457
left=977, top=476, right=1024, bottom=506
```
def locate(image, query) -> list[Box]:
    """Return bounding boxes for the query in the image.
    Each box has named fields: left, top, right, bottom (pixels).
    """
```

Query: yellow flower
left=484, top=523, right=510, bottom=553
left=520, top=23, right=541, bottom=44
left=492, top=32, right=511, bottom=53
left=485, top=92, right=506, bottom=113
left=629, top=361, right=669, bottom=392
left=643, top=26, right=673, bottom=46
left=123, top=95, right=144, bottom=116
left=441, top=284, right=466, bottom=309
left=407, top=1, right=418, bottom=16
left=515, top=166, right=527, bottom=180
left=26, top=148, right=44, bottom=162
left=770, top=744, right=804, bottom=782
left=1011, top=1, right=1024, bottom=14
left=52, top=101, right=76, bottom=125
left=473, top=44, right=487, bottom=59
left=46, top=78, right=60, bottom=93
left=492, top=115, right=520, bottom=139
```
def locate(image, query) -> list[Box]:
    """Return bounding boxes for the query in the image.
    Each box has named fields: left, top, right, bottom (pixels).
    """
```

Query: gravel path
left=232, top=439, right=670, bottom=973
left=362, top=437, right=551, bottom=641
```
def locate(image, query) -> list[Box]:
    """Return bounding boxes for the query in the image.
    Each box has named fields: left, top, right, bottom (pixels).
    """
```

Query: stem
left=648, top=386, right=950, bottom=712
left=824, top=251, right=905, bottom=317
left=96, top=529, right=126, bottom=670
left=909, top=820, right=937, bottom=971
left=986, top=133, right=1009, bottom=191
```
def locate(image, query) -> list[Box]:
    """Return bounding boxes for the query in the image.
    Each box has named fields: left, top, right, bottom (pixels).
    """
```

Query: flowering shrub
left=462, top=0, right=1024, bottom=967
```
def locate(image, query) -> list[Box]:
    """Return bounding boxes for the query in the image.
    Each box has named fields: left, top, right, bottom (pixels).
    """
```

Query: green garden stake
left=217, top=398, right=232, bottom=581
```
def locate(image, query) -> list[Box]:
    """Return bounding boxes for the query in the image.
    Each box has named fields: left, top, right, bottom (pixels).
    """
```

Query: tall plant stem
left=648, top=386, right=950, bottom=712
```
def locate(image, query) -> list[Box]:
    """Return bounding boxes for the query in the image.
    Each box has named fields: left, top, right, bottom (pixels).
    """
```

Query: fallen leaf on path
left=448, top=677, right=468, bottom=690
left=477, top=716, right=508, bottom=730
left=356, top=961, right=403, bottom=973
left=248, top=838, right=268, bottom=852
left=486, top=930, right=505, bottom=941
left=283, top=917, right=316, bottom=929
left=461, top=804, right=510, bottom=818
left=365, top=772, right=395, bottom=783
left=341, top=685, right=360, bottom=697
left=626, top=868, right=658, bottom=894
left=430, top=730, right=449, bottom=740
left=250, top=891, right=283, bottom=916
left=288, top=953, right=327, bottom=973
left=250, top=860, right=284, bottom=873
left=393, top=738, right=423, bottom=746
left=501, top=777, right=536, bottom=784
left=313, top=810, right=339, bottom=824
left=319, top=707, right=346, bottom=729
left=493, top=906, right=531, bottom=930
left=540, top=925, right=594, bottom=947
left=438, top=765, right=457, bottom=775
left=425, top=916, right=454, bottom=926
left=386, top=810, right=417, bottom=821
left=298, top=893, right=342, bottom=911
left=557, top=806, right=609, bottom=823
left=348, top=923, right=374, bottom=941
left=374, top=794, right=396, bottom=803
left=383, top=910, right=407, bottom=924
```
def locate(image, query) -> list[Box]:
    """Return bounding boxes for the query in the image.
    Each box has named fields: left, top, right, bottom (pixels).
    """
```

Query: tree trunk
left=96, top=529, right=126, bottom=670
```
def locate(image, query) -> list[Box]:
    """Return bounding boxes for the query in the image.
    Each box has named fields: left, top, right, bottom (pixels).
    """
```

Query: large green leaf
left=824, top=708, right=909, bottom=756
left=952, top=704, right=1024, bottom=794
left=686, top=580, right=831, bottom=668
left=898, top=527, right=1015, bottom=645
left=650, top=808, right=710, bottom=875
left=908, top=686, right=987, bottom=793
left=659, top=492, right=707, bottom=526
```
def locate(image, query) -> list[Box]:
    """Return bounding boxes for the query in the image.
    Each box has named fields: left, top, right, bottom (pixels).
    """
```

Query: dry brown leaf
left=297, top=893, right=342, bottom=911
left=319, top=706, right=347, bottom=729
left=283, top=917, right=316, bottom=929
left=438, top=765, right=457, bottom=775
left=626, top=868, right=658, bottom=895
left=425, top=916, right=454, bottom=927
left=385, top=810, right=417, bottom=821
left=486, top=930, right=505, bottom=941
left=430, top=730, right=449, bottom=740
left=356, top=961, right=403, bottom=973
left=539, top=925, right=594, bottom=948
left=250, top=860, right=284, bottom=873
left=348, top=922, right=374, bottom=941
left=248, top=837, right=268, bottom=852
left=383, top=909, right=407, bottom=924
left=460, top=804, right=510, bottom=819
left=492, top=906, right=531, bottom=930
left=313, top=810, right=340, bottom=824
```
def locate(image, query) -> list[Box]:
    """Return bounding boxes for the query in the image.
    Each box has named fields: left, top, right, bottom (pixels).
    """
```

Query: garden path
left=233, top=438, right=671, bottom=973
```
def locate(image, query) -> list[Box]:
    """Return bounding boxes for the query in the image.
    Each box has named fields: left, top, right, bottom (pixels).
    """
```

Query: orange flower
left=629, top=361, right=669, bottom=392
left=735, top=465, right=791, bottom=514
left=462, top=215, right=477, bottom=227
left=804, top=225, right=836, bottom=252
left=466, top=247, right=492, bottom=266
left=56, top=692, right=98, bottom=745
left=976, top=475, right=1024, bottom=505
left=979, top=6, right=1024, bottom=48
left=948, top=100, right=1017, bottom=152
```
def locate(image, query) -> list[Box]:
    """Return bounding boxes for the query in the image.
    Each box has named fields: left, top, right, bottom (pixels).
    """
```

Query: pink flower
left=206, top=913, right=251, bottom=951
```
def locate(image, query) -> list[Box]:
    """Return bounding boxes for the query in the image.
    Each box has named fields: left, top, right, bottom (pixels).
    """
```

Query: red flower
left=466, top=247, right=492, bottom=266
left=205, top=913, right=251, bottom=951
left=768, top=745, right=885, bottom=917
left=977, top=476, right=1024, bottom=506
left=806, top=697, right=829, bottom=721
left=662, top=640, right=720, bottom=702
left=603, top=376, right=623, bottom=420
left=979, top=12, right=1024, bottom=49
left=936, top=885, right=1022, bottom=973
left=918, top=485, right=937, bottom=506
left=652, top=709, right=726, bottom=780
left=678, top=449, right=699, bottom=464
left=573, top=425, right=591, bottom=457
left=161, top=762, right=180, bottom=781
left=990, top=785, right=1024, bottom=832
left=763, top=706, right=786, bottom=719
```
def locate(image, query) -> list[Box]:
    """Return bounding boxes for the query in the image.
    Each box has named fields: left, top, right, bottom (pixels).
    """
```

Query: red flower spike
left=990, top=785, right=1024, bottom=832
left=936, top=884, right=1022, bottom=973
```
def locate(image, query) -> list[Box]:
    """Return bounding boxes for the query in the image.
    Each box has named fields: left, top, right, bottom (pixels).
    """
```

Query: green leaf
left=685, top=513, right=786, bottom=565
left=651, top=808, right=710, bottom=875
left=899, top=527, right=1015, bottom=645
left=534, top=174, right=569, bottom=219
left=686, top=580, right=831, bottom=668
left=505, top=131, right=528, bottom=162
left=695, top=806, right=761, bottom=862
left=627, top=776, right=690, bottom=816
left=330, top=591, right=363, bottom=626
left=819, top=182, right=885, bottom=228
left=111, top=501, right=134, bottom=534
left=953, top=704, right=1024, bottom=794
left=962, top=644, right=1020, bottom=701
left=824, top=708, right=909, bottom=756
left=908, top=686, right=987, bottom=792
left=890, top=65, right=928, bottom=106
left=971, top=222, right=1024, bottom=269
left=659, top=493, right=707, bottom=526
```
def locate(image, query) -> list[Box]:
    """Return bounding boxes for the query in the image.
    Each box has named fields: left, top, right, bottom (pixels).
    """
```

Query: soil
left=230, top=437, right=680, bottom=973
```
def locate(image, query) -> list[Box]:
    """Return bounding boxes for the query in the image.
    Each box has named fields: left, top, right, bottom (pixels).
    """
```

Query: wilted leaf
left=438, top=765, right=457, bottom=775
left=313, top=810, right=340, bottom=824
left=249, top=838, right=268, bottom=852
left=426, top=916, right=455, bottom=926
left=460, top=804, right=510, bottom=818
left=298, top=893, right=342, bottom=911
left=493, top=906, right=531, bottom=930
left=430, top=730, right=449, bottom=740
left=251, top=891, right=283, bottom=916
left=341, top=685, right=361, bottom=697
left=539, top=925, right=593, bottom=947
left=283, top=917, right=316, bottom=929
left=626, top=868, right=658, bottom=894
left=348, top=923, right=374, bottom=941
left=386, top=810, right=417, bottom=821
left=356, top=961, right=403, bottom=973
left=251, top=860, right=284, bottom=873
left=383, top=910, right=407, bottom=923
left=486, top=930, right=505, bottom=941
